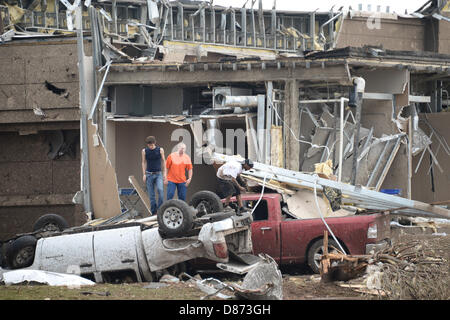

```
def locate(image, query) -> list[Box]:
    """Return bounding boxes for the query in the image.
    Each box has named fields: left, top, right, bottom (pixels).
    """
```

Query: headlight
left=367, top=222, right=378, bottom=239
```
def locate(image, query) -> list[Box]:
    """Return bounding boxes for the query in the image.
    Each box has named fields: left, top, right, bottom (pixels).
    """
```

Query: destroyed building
left=0, top=0, right=449, bottom=240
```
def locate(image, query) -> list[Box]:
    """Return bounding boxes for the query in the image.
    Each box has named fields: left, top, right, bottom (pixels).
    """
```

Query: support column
left=284, top=80, right=300, bottom=171
left=76, top=7, right=92, bottom=214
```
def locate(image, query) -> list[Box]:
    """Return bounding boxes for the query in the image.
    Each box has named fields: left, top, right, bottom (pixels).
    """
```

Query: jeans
left=167, top=181, right=187, bottom=201
left=146, top=172, right=164, bottom=214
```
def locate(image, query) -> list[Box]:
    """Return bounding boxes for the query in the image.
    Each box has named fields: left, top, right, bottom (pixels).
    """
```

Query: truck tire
left=7, top=235, right=37, bottom=269
left=157, top=200, right=195, bottom=238
left=189, top=190, right=224, bottom=217
left=33, top=213, right=69, bottom=233
left=307, top=238, right=341, bottom=274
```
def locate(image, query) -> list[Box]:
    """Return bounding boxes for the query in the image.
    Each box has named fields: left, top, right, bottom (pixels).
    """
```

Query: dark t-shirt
left=145, top=146, right=161, bottom=172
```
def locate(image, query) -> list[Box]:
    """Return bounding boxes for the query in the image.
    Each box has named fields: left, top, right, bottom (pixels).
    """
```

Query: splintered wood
left=319, top=231, right=448, bottom=293
left=321, top=231, right=330, bottom=275
left=319, top=231, right=367, bottom=282
left=241, top=174, right=296, bottom=195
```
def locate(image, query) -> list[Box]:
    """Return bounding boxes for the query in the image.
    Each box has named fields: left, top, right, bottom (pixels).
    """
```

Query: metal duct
left=206, top=118, right=220, bottom=149
left=221, top=96, right=259, bottom=108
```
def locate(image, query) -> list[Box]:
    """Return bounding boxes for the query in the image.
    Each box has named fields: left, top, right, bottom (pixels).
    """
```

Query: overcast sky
left=210, top=0, right=429, bottom=14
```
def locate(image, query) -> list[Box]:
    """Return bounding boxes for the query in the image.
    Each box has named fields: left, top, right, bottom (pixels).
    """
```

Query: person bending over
left=216, top=158, right=253, bottom=214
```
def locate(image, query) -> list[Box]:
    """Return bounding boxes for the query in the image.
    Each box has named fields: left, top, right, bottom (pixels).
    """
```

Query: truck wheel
left=157, top=200, right=195, bottom=238
left=33, top=213, right=69, bottom=233
left=189, top=190, right=224, bottom=217
left=307, top=238, right=341, bottom=274
left=7, top=235, right=37, bottom=269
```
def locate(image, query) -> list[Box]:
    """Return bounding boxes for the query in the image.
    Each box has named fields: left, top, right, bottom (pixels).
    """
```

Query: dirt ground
left=1, top=226, right=448, bottom=301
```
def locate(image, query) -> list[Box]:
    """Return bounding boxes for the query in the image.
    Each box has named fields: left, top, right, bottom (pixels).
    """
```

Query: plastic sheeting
left=1, top=269, right=95, bottom=287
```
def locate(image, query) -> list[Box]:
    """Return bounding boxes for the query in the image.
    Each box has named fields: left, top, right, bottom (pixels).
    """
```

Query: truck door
left=249, top=200, right=281, bottom=262
left=37, top=232, right=96, bottom=276
left=93, top=226, right=143, bottom=282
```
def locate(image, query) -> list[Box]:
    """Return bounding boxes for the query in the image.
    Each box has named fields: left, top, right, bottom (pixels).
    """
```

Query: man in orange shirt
left=165, top=142, right=193, bottom=201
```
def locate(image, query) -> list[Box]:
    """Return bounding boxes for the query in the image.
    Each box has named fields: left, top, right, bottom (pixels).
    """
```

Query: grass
left=0, top=282, right=205, bottom=300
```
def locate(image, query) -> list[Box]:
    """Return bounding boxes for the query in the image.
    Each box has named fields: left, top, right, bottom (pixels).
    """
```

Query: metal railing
left=1, top=2, right=338, bottom=52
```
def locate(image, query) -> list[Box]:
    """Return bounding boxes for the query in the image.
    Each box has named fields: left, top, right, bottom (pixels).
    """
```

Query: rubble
left=319, top=230, right=449, bottom=299
left=231, top=254, right=283, bottom=300
left=213, top=153, right=450, bottom=219
left=180, top=253, right=283, bottom=300
left=0, top=0, right=449, bottom=302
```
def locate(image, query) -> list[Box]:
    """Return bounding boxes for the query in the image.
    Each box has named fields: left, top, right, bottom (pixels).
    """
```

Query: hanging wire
left=312, top=176, right=347, bottom=254
left=272, top=103, right=332, bottom=160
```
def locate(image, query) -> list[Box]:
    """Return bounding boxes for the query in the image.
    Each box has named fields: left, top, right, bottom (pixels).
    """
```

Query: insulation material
left=270, top=126, right=283, bottom=168
left=314, top=160, right=335, bottom=180
left=5, top=5, right=24, bottom=24
left=87, top=119, right=122, bottom=219
left=285, top=189, right=354, bottom=219
left=412, top=127, right=432, bottom=156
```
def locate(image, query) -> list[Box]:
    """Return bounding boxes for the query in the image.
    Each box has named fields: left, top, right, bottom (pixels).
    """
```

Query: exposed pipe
left=201, top=90, right=213, bottom=97
left=338, top=97, right=347, bottom=182
left=349, top=77, right=366, bottom=185
left=206, top=118, right=220, bottom=151
left=88, top=61, right=112, bottom=120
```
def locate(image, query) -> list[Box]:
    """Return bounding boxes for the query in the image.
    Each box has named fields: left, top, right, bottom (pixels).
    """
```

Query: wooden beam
left=270, top=125, right=283, bottom=167
left=284, top=79, right=300, bottom=171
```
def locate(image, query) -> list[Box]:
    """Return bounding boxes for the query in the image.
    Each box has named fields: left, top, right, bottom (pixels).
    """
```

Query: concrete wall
left=336, top=16, right=426, bottom=52
left=0, top=39, right=89, bottom=240
left=412, top=113, right=450, bottom=204
left=0, top=39, right=86, bottom=124
left=0, top=130, right=83, bottom=240
left=0, top=204, right=84, bottom=242
left=438, top=18, right=450, bottom=54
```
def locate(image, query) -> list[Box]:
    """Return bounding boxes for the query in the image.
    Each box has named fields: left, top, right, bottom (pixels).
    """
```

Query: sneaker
left=237, top=207, right=249, bottom=216
left=223, top=205, right=234, bottom=212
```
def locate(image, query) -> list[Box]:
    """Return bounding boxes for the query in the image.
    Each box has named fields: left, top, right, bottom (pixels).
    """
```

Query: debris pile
left=181, top=254, right=283, bottom=300
left=320, top=233, right=450, bottom=299
left=212, top=153, right=450, bottom=220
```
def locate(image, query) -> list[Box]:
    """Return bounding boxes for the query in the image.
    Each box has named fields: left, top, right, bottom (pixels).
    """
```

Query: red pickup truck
left=237, top=193, right=391, bottom=273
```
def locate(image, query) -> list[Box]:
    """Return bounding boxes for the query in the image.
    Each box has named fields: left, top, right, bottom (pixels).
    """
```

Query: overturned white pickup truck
left=0, top=191, right=254, bottom=283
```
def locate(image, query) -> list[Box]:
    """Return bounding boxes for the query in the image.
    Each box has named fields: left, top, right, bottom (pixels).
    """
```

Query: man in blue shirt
left=141, top=136, right=166, bottom=215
